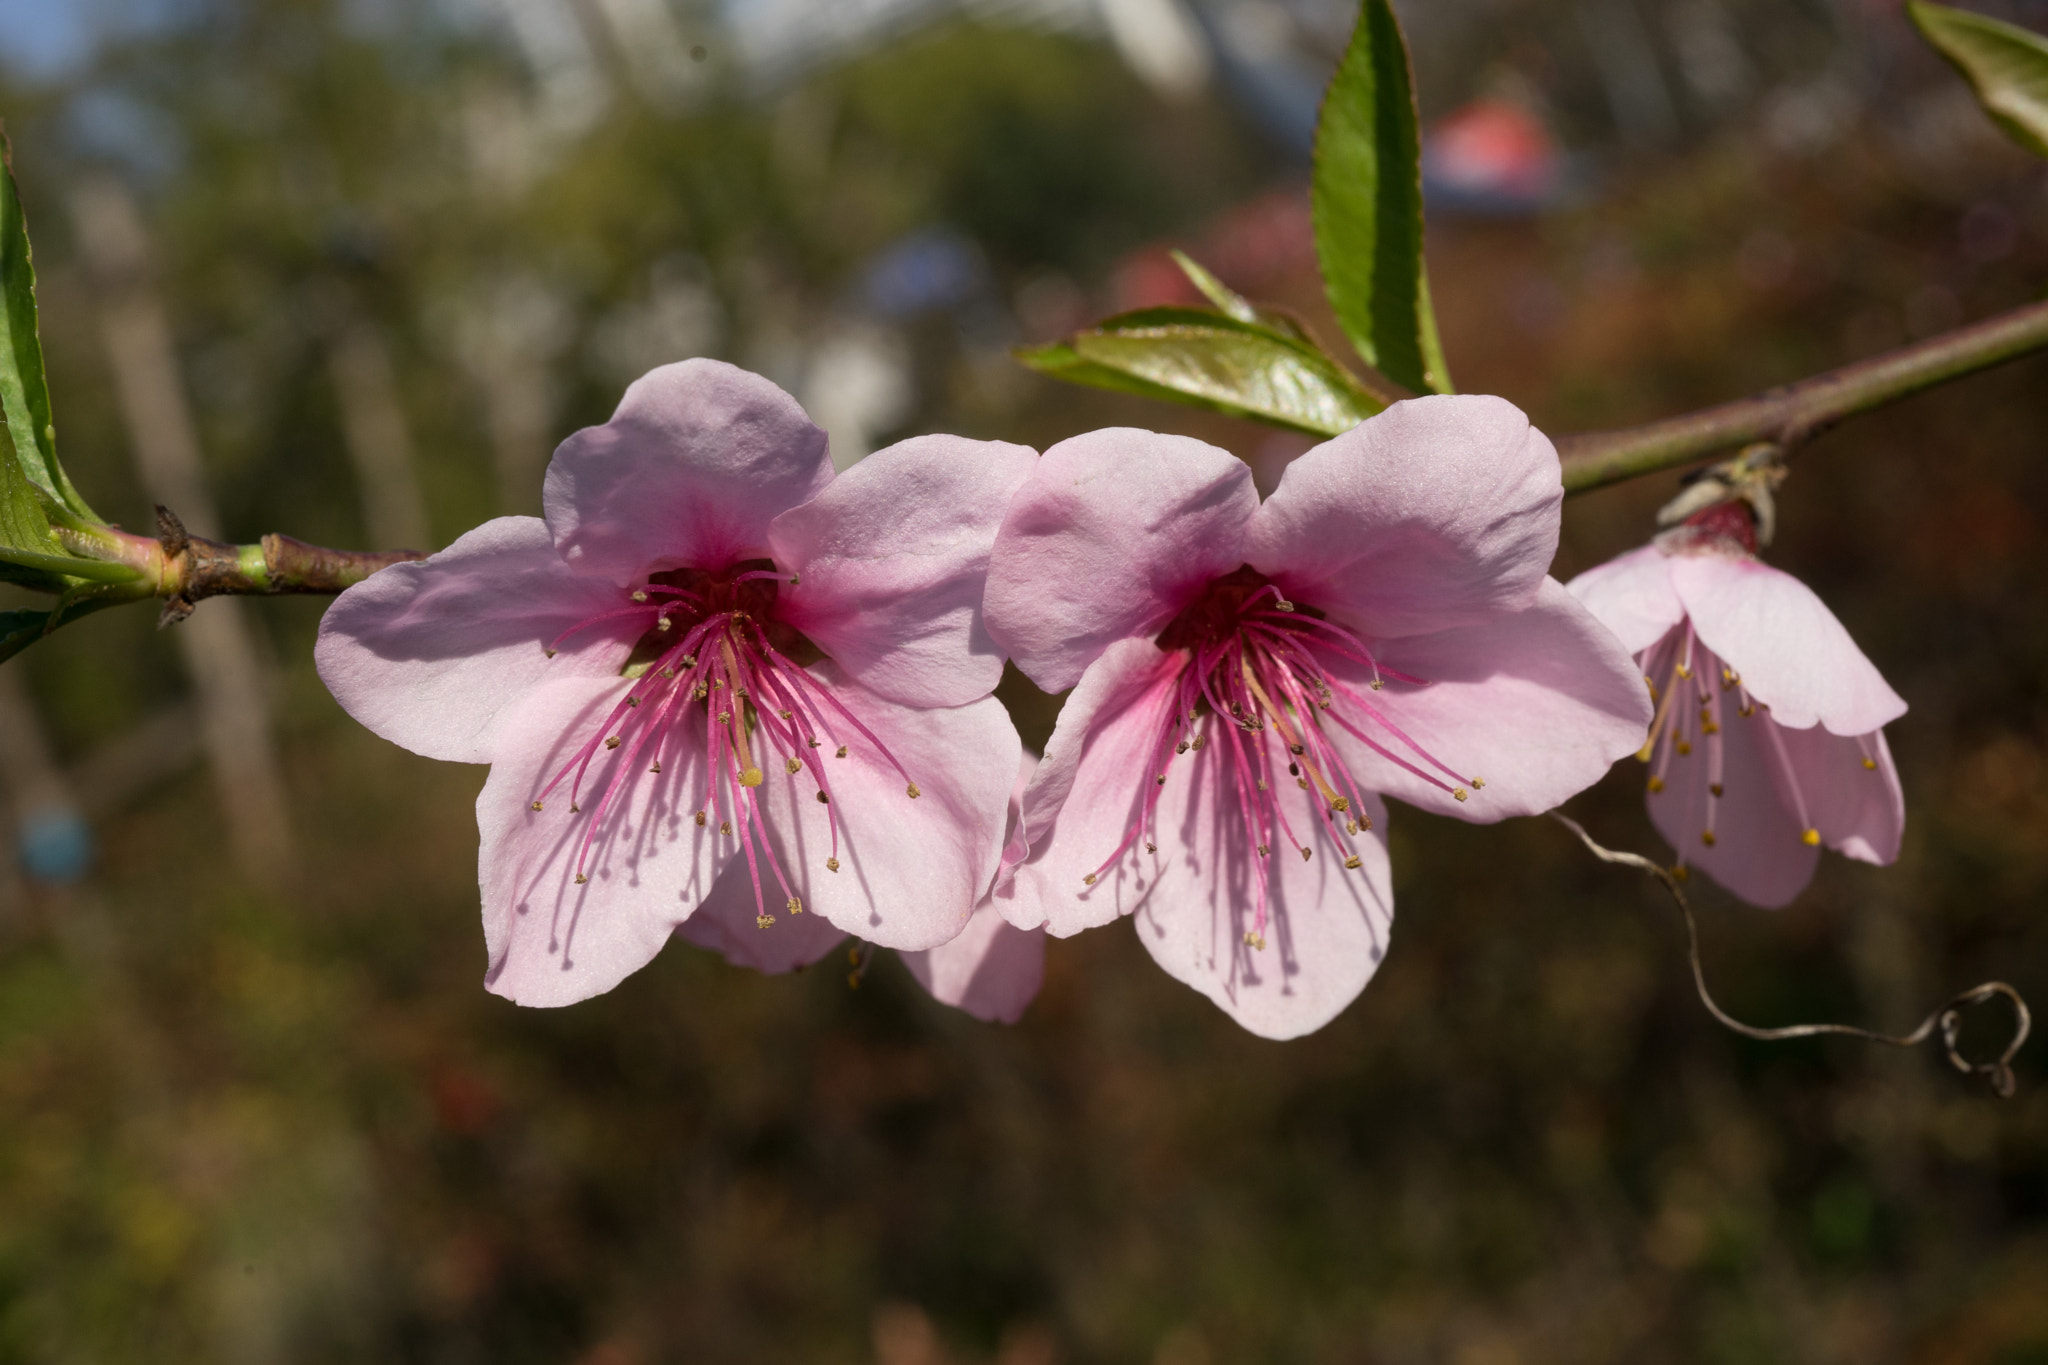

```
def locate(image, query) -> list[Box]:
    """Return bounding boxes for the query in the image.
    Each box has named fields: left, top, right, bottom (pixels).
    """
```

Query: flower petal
left=1135, top=791, right=1392, bottom=1040
left=1247, top=395, right=1561, bottom=640
left=1668, top=554, right=1906, bottom=734
left=1771, top=723, right=1904, bottom=867
left=477, top=673, right=734, bottom=1006
left=1322, top=578, right=1654, bottom=821
left=316, top=516, right=631, bottom=764
left=675, top=859, right=849, bottom=973
left=996, top=638, right=1184, bottom=934
left=728, top=665, right=1020, bottom=951
left=1646, top=701, right=1819, bottom=908
left=985, top=428, right=1255, bottom=693
left=898, top=903, right=1046, bottom=1023
left=768, top=433, right=1037, bottom=708
left=1565, top=543, right=1686, bottom=656
left=545, top=359, right=833, bottom=583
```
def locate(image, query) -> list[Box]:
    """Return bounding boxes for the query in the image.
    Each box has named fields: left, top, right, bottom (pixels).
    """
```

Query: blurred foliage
left=0, top=1, right=2046, bottom=1362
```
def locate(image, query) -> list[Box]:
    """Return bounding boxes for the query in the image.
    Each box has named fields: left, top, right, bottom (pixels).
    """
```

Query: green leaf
left=1018, top=307, right=1383, bottom=437
left=0, top=594, right=129, bottom=665
left=1311, top=0, right=1450, bottom=395
left=0, top=133, right=100, bottom=525
left=1910, top=1, right=2048, bottom=158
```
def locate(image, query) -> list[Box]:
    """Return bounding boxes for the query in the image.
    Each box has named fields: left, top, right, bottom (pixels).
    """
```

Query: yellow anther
left=1296, top=778, right=1310, bottom=790
left=570, top=803, right=580, bottom=813
left=657, top=617, right=672, bottom=632
left=1709, top=783, right=1722, bottom=797
left=717, top=710, right=731, bottom=725
left=906, top=782, right=921, bottom=799
left=681, top=655, right=697, bottom=667
left=1331, top=796, right=1350, bottom=813
left=1144, top=842, right=1156, bottom=853
left=836, top=745, right=848, bottom=758
left=816, top=791, right=829, bottom=804
left=779, top=709, right=793, bottom=719
left=1738, top=704, right=1755, bottom=718
left=1157, top=775, right=1168, bottom=786
left=786, top=757, right=803, bottom=774
left=1289, top=744, right=1305, bottom=756
left=544, top=647, right=557, bottom=658
left=574, top=873, right=588, bottom=884
left=626, top=696, right=640, bottom=707
left=1256, top=779, right=1268, bottom=791
left=1300, top=847, right=1312, bottom=861
left=1176, top=742, right=1189, bottom=755
left=740, top=767, right=764, bottom=787
left=650, top=761, right=661, bottom=774
left=1862, top=757, right=1877, bottom=771
left=789, top=573, right=801, bottom=585
left=787, top=897, right=803, bottom=914
left=1256, top=844, right=1269, bottom=857
left=826, top=857, right=840, bottom=872
left=1344, top=855, right=1363, bottom=870
left=807, top=738, right=821, bottom=748
left=1676, top=663, right=1692, bottom=679
left=605, top=736, right=621, bottom=750
left=660, top=666, right=675, bottom=678
left=1802, top=827, right=1821, bottom=846
left=1676, top=740, right=1692, bottom=756
left=1470, top=777, right=1485, bottom=789
left=695, top=684, right=709, bottom=699
left=1701, top=830, right=1716, bottom=846
left=1346, top=819, right=1359, bottom=835
left=530, top=800, right=544, bottom=812
left=1244, top=931, right=1266, bottom=950
left=1647, top=776, right=1665, bottom=793
left=1702, top=722, right=1720, bottom=735
left=1274, top=599, right=1294, bottom=611
left=694, top=810, right=706, bottom=826
left=1359, top=815, right=1373, bottom=830
left=719, top=820, right=732, bottom=835
left=631, top=590, right=648, bottom=602
left=1671, top=864, right=1690, bottom=882
left=1191, top=734, right=1206, bottom=751
left=1082, top=873, right=1097, bottom=885
left=1369, top=679, right=1384, bottom=691
left=1453, top=787, right=1469, bottom=802
left=756, top=914, right=775, bottom=929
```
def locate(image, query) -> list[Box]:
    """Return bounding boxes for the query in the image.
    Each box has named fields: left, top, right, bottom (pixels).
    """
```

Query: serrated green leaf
left=1311, top=0, right=1450, bottom=395
left=1018, top=307, right=1383, bottom=436
left=1910, top=1, right=2048, bottom=158
left=0, top=134, right=99, bottom=525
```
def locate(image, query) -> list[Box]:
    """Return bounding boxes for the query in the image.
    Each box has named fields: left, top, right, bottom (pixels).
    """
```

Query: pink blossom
left=677, top=753, right=1047, bottom=1023
left=1567, top=519, right=1906, bottom=907
left=316, top=360, right=1032, bottom=1005
left=982, top=396, right=1653, bottom=1038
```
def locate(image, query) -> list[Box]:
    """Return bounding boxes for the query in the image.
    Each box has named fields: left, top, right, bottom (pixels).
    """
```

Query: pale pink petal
left=768, top=433, right=1037, bottom=708
left=1322, top=578, right=1654, bottom=822
left=675, top=861, right=848, bottom=973
left=1771, top=723, right=1905, bottom=867
left=1646, top=701, right=1819, bottom=908
left=545, top=359, right=833, bottom=583
left=1669, top=554, right=1906, bottom=735
left=898, top=903, right=1046, bottom=1023
left=1246, top=395, right=1560, bottom=640
left=1133, top=787, right=1393, bottom=1041
left=996, top=638, right=1184, bottom=934
left=1565, top=543, right=1687, bottom=656
left=984, top=428, right=1255, bottom=693
left=316, top=517, right=631, bottom=764
left=727, top=665, right=1020, bottom=951
left=477, top=674, right=734, bottom=1006
left=998, top=635, right=1396, bottom=1035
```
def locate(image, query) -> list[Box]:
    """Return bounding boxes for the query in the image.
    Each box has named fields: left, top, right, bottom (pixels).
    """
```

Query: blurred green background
left=1, top=0, right=2047, bottom=1360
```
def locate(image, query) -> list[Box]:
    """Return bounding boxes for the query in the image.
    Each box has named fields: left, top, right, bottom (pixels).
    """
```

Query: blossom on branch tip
left=1567, top=513, right=1906, bottom=908
left=315, top=359, right=1032, bottom=1005
left=983, top=396, right=1654, bottom=1039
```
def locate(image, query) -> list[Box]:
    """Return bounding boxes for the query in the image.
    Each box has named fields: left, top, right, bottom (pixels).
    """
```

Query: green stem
left=1557, top=298, right=2048, bottom=494
left=167, top=532, right=425, bottom=609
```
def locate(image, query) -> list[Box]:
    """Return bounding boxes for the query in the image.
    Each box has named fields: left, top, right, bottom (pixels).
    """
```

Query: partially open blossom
left=677, top=753, right=1047, bottom=1023
left=1567, top=511, right=1906, bottom=907
left=316, top=359, right=1031, bottom=1005
left=984, top=397, right=1652, bottom=1038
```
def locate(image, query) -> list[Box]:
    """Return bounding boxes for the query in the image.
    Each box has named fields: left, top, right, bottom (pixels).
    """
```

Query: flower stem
left=144, top=505, right=425, bottom=622
left=1558, top=298, right=2048, bottom=494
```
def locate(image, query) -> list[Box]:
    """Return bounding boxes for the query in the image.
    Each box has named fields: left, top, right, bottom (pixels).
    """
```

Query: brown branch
left=1557, top=298, right=2048, bottom=494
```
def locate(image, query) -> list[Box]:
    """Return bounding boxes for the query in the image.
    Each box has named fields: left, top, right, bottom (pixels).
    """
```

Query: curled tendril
left=1551, top=813, right=2031, bottom=1097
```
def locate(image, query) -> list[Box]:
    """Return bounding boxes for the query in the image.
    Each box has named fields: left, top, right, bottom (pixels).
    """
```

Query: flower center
left=1639, top=622, right=1881, bottom=864
left=1092, top=567, right=1482, bottom=949
left=533, top=559, right=917, bottom=929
